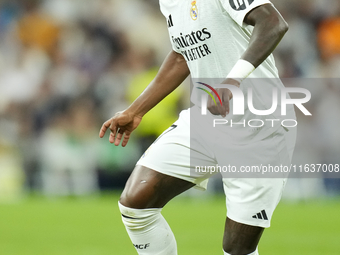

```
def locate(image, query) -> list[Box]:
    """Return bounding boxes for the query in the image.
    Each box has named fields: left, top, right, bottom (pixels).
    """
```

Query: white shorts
left=137, top=108, right=296, bottom=228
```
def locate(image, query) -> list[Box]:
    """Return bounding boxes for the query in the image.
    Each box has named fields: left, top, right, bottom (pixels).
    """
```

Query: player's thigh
left=223, top=217, right=263, bottom=254
left=120, top=165, right=195, bottom=209
left=120, top=110, right=217, bottom=209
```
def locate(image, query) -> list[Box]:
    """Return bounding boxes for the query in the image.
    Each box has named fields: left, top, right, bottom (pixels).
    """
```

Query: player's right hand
left=99, top=111, right=142, bottom=147
left=207, top=79, right=240, bottom=118
left=207, top=88, right=232, bottom=118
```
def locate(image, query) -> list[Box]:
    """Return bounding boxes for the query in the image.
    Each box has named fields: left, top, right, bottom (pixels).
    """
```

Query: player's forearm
left=242, top=4, right=288, bottom=68
left=127, top=50, right=189, bottom=117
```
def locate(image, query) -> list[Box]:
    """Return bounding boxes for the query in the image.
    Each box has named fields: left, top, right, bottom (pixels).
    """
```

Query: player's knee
left=119, top=176, right=147, bottom=209
left=119, top=193, right=147, bottom=210
left=119, top=182, right=154, bottom=209
left=119, top=166, right=163, bottom=209
left=119, top=190, right=139, bottom=209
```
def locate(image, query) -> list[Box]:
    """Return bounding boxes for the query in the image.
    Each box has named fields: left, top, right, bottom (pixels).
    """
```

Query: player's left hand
left=207, top=79, right=240, bottom=117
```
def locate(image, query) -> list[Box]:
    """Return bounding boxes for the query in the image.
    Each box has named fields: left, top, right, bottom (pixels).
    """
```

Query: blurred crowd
left=0, top=0, right=339, bottom=201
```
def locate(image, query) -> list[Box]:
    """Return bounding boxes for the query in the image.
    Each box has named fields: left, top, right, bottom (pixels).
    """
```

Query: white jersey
left=160, top=0, right=276, bottom=78
left=159, top=0, right=296, bottom=142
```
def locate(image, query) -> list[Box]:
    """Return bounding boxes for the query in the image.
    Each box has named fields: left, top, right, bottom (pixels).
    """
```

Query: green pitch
left=0, top=193, right=339, bottom=255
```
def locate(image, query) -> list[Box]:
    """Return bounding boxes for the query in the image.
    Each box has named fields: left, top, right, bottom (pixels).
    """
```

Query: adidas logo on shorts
left=252, top=210, right=268, bottom=220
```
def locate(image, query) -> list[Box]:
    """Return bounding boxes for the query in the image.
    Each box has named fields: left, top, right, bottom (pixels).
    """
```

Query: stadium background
left=0, top=0, right=339, bottom=254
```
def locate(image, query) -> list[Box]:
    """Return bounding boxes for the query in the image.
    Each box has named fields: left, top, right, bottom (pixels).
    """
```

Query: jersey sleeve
left=219, top=0, right=272, bottom=27
left=159, top=3, right=181, bottom=54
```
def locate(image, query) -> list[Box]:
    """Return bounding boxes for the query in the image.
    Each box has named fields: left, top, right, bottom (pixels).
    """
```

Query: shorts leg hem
left=226, top=214, right=271, bottom=229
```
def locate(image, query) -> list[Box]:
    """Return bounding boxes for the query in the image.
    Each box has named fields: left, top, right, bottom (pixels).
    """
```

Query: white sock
left=224, top=248, right=259, bottom=255
left=118, top=202, right=177, bottom=255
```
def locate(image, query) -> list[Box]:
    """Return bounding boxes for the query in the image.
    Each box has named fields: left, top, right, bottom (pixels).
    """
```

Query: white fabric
left=159, top=0, right=295, bottom=142
left=118, top=202, right=177, bottom=255
left=137, top=108, right=296, bottom=228
left=159, top=0, right=275, bottom=77
left=226, top=59, right=256, bottom=82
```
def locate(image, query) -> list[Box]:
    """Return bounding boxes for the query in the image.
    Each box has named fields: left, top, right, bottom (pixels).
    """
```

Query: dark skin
left=100, top=4, right=288, bottom=255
